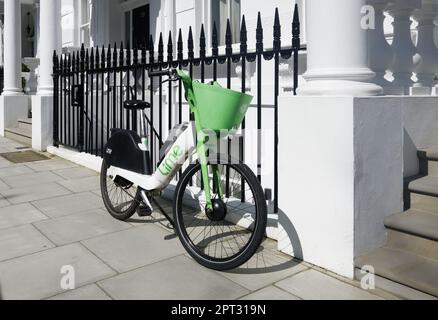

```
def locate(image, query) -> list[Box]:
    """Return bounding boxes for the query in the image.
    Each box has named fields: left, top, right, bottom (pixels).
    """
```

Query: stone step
left=419, top=147, right=438, bottom=162
left=17, top=118, right=32, bottom=132
left=409, top=176, right=438, bottom=198
left=385, top=210, right=438, bottom=242
left=4, top=127, right=32, bottom=146
left=356, top=247, right=438, bottom=297
left=419, top=147, right=438, bottom=177
left=411, top=193, right=438, bottom=213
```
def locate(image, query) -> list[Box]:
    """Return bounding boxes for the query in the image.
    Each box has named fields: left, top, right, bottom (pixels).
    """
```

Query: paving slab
left=0, top=203, right=48, bottom=230
left=99, top=255, right=249, bottom=300
left=34, top=210, right=131, bottom=245
left=0, top=196, right=9, bottom=208
left=32, top=192, right=104, bottom=218
left=1, top=171, right=64, bottom=189
left=276, top=269, right=383, bottom=300
left=239, top=285, right=301, bottom=300
left=0, top=165, right=34, bottom=178
left=25, top=159, right=78, bottom=172
left=0, top=224, right=54, bottom=262
left=0, top=179, right=11, bottom=191
left=0, top=183, right=72, bottom=204
left=53, top=167, right=98, bottom=180
left=220, top=240, right=308, bottom=291
left=82, top=225, right=185, bottom=273
left=0, top=243, right=116, bottom=300
left=48, top=284, right=112, bottom=300
left=57, top=176, right=101, bottom=193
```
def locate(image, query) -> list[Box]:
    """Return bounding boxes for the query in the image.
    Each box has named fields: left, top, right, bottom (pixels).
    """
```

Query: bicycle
left=100, top=68, right=267, bottom=270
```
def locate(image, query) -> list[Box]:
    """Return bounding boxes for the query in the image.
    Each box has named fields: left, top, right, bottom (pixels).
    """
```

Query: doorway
left=132, top=4, right=150, bottom=49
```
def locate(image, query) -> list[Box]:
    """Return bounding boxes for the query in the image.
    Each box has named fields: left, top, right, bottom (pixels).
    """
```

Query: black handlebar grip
left=148, top=68, right=177, bottom=77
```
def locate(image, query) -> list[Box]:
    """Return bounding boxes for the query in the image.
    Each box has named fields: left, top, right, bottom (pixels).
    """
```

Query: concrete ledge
left=32, top=95, right=53, bottom=152
left=0, top=95, right=29, bottom=136
left=47, top=145, right=103, bottom=173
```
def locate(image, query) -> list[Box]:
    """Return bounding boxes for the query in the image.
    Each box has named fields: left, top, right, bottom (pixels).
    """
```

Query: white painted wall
left=61, top=0, right=75, bottom=48
left=277, top=96, right=403, bottom=278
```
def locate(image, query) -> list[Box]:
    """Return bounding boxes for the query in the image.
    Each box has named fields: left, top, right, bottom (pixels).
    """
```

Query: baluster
left=292, top=3, right=300, bottom=96
left=158, top=33, right=164, bottom=147
left=119, top=42, right=124, bottom=130
left=53, top=52, right=59, bottom=147
left=177, top=29, right=183, bottom=125
left=212, top=22, right=218, bottom=81
left=200, top=24, right=206, bottom=83
left=167, top=31, right=173, bottom=130
left=85, top=48, right=90, bottom=152
left=273, top=8, right=281, bottom=213
left=256, top=12, right=263, bottom=182
left=149, top=35, right=155, bottom=167
left=100, top=46, right=106, bottom=153
left=95, top=47, right=100, bottom=155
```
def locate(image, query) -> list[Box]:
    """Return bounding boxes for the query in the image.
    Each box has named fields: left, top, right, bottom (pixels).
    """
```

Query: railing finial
left=177, top=29, right=184, bottom=61
left=212, top=22, right=218, bottom=57
left=240, top=15, right=247, bottom=55
left=256, top=12, right=264, bottom=53
left=200, top=24, right=206, bottom=58
left=292, top=3, right=300, bottom=50
left=167, top=31, right=173, bottom=62
left=188, top=27, right=194, bottom=60
left=273, top=8, right=281, bottom=51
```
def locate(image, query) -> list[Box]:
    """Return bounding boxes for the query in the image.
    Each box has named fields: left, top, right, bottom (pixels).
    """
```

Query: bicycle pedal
left=137, top=205, right=153, bottom=217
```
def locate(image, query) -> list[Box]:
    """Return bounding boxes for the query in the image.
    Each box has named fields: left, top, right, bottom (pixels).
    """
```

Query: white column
left=0, top=20, right=4, bottom=66
left=299, top=0, right=383, bottom=96
left=3, top=0, right=23, bottom=95
left=413, top=0, right=438, bottom=91
left=34, top=0, right=41, bottom=59
left=37, top=0, right=61, bottom=95
left=387, top=0, right=422, bottom=94
left=368, top=0, right=394, bottom=91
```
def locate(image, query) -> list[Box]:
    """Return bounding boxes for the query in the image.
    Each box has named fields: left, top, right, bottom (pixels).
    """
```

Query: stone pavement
left=0, top=136, right=431, bottom=300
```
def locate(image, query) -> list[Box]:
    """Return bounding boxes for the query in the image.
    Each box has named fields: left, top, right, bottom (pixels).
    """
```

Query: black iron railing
left=53, top=4, right=303, bottom=213
left=0, top=66, right=4, bottom=95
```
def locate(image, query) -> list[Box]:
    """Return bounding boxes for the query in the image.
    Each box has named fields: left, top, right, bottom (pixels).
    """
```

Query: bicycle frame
left=108, top=70, right=227, bottom=211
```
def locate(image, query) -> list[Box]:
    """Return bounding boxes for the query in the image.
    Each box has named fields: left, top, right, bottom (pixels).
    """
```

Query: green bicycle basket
left=192, top=81, right=253, bottom=132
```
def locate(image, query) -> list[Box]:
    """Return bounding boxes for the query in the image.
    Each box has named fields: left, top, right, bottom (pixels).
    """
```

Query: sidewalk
left=0, top=136, right=428, bottom=300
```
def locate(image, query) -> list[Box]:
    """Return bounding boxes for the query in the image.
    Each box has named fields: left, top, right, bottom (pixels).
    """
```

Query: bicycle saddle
left=123, top=100, right=151, bottom=111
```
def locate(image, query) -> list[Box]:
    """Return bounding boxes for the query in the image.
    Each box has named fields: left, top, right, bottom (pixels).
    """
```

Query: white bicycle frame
left=107, top=118, right=197, bottom=192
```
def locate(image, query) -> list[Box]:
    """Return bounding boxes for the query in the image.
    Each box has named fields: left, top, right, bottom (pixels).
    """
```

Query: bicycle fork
left=197, top=132, right=224, bottom=213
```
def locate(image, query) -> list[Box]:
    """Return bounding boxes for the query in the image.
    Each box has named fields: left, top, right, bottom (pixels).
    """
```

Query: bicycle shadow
left=127, top=200, right=304, bottom=275
left=225, top=209, right=304, bottom=275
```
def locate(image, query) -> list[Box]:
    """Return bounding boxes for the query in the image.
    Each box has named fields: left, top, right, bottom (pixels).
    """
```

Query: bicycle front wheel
left=173, top=161, right=267, bottom=270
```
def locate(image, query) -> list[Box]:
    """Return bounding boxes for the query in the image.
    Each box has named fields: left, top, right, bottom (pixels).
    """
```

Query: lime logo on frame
left=158, top=145, right=183, bottom=176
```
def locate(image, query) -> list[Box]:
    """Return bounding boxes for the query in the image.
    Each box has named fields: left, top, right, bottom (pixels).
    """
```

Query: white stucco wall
left=277, top=96, right=403, bottom=278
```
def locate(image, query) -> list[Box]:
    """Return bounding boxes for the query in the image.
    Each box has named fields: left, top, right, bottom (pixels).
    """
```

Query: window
left=80, top=0, right=91, bottom=47
left=211, top=0, right=241, bottom=45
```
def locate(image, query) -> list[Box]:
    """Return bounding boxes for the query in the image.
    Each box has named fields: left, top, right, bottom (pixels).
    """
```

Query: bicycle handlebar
left=148, top=68, right=177, bottom=78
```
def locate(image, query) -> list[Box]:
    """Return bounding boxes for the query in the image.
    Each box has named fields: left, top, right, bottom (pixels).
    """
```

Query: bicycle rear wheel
left=173, top=161, right=267, bottom=270
left=100, top=158, right=140, bottom=221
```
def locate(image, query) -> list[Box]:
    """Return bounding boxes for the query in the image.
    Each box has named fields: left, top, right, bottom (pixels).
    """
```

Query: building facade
left=1, top=0, right=438, bottom=294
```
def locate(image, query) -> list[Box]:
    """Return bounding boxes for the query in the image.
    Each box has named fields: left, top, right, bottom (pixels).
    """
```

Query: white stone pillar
left=387, top=0, right=422, bottom=94
left=367, top=0, right=394, bottom=91
left=3, top=0, right=23, bottom=95
left=299, top=0, right=383, bottom=96
left=412, top=0, right=438, bottom=93
left=32, top=0, right=61, bottom=151
left=37, top=0, right=61, bottom=95
left=0, top=20, right=4, bottom=66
